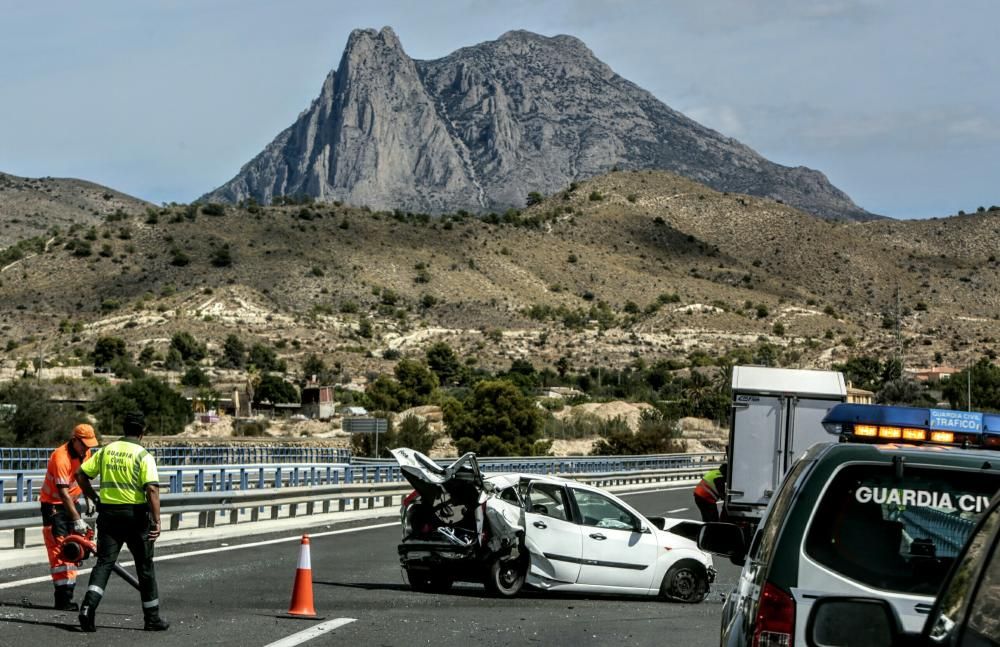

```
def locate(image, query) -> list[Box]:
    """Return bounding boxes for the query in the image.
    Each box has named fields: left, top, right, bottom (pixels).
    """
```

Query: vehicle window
left=805, top=465, right=998, bottom=596
left=752, top=458, right=812, bottom=564
left=527, top=482, right=569, bottom=521
left=929, top=502, right=1000, bottom=644
left=571, top=489, right=638, bottom=530
left=499, top=486, right=521, bottom=505
left=666, top=521, right=701, bottom=542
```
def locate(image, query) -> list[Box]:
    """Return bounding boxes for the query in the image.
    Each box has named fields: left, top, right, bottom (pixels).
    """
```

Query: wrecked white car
left=392, top=448, right=715, bottom=601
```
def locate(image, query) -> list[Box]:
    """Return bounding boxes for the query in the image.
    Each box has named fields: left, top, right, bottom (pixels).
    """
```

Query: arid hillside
left=1, top=170, right=997, bottom=379
left=0, top=171, right=150, bottom=249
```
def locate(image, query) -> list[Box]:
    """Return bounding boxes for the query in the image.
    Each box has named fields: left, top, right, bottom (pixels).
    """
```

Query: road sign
left=930, top=409, right=983, bottom=433
left=343, top=417, right=388, bottom=434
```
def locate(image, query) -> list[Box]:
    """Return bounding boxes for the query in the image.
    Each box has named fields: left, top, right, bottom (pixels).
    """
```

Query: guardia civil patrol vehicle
left=699, top=403, right=1000, bottom=646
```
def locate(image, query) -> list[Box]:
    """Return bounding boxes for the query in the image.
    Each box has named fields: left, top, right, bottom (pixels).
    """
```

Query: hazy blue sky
left=1, top=0, right=997, bottom=219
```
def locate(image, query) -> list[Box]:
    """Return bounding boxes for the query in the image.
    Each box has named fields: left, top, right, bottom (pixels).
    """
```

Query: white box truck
left=724, top=366, right=847, bottom=524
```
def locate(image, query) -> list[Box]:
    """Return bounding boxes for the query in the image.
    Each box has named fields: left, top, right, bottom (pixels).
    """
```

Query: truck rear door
left=729, top=394, right=784, bottom=510
left=784, top=397, right=841, bottom=471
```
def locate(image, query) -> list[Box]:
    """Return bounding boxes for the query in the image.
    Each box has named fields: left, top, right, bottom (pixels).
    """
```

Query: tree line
left=3, top=334, right=998, bottom=457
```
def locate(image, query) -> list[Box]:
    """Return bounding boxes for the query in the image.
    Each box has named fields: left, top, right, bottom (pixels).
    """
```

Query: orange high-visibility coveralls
left=40, top=443, right=90, bottom=595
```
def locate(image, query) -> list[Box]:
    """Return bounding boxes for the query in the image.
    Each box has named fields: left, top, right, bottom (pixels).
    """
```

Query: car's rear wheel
left=484, top=556, right=526, bottom=597
left=661, top=561, right=708, bottom=603
left=406, top=568, right=453, bottom=593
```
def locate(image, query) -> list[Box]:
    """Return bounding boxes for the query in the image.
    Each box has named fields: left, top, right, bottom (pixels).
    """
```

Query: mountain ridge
left=202, top=27, right=878, bottom=222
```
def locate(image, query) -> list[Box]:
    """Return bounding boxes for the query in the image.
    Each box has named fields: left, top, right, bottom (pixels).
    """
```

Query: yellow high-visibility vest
left=81, top=438, right=158, bottom=505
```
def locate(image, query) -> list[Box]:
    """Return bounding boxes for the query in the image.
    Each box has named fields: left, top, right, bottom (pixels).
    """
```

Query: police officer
left=40, top=424, right=99, bottom=610
left=76, top=411, right=168, bottom=632
left=693, top=463, right=727, bottom=522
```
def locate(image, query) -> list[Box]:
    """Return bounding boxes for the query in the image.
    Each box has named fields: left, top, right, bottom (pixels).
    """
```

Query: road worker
left=693, top=463, right=727, bottom=523
left=76, top=411, right=168, bottom=632
left=40, top=423, right=99, bottom=611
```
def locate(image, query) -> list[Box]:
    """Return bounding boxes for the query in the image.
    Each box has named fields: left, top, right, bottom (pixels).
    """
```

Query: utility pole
left=895, top=288, right=902, bottom=370
left=967, top=361, right=972, bottom=411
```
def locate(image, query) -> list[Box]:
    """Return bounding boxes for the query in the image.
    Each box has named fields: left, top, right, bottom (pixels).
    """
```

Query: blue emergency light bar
left=822, top=403, right=1000, bottom=447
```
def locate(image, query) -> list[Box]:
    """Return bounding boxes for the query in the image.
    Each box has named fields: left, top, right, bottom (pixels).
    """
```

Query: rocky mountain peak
left=202, top=28, right=878, bottom=221
left=343, top=26, right=405, bottom=60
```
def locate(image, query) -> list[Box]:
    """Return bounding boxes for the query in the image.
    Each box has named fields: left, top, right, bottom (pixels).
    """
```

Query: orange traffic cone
left=286, top=534, right=319, bottom=618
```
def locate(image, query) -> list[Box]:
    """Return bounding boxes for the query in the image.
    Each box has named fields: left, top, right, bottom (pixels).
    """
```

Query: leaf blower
left=57, top=527, right=141, bottom=591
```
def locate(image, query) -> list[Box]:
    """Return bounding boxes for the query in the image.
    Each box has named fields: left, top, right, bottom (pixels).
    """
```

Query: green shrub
left=233, top=419, right=269, bottom=437
left=211, top=245, right=233, bottom=267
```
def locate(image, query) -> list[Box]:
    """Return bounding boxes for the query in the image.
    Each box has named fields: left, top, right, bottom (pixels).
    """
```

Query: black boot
left=54, top=585, right=78, bottom=612
left=78, top=592, right=98, bottom=632
left=143, top=608, right=169, bottom=631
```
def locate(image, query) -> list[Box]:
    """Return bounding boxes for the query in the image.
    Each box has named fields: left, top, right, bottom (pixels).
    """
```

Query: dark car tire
left=661, top=560, right=708, bottom=603
left=406, top=569, right=453, bottom=593
left=484, top=556, right=527, bottom=598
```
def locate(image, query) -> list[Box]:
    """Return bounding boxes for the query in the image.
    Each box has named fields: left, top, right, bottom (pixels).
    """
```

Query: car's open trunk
left=393, top=448, right=525, bottom=581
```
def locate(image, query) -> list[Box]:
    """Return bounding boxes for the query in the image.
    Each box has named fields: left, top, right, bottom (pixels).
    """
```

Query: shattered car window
left=572, top=488, right=639, bottom=530
left=528, top=482, right=570, bottom=521
left=499, top=486, right=522, bottom=505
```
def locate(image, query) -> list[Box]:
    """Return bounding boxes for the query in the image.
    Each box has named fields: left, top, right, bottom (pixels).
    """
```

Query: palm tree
left=245, top=365, right=262, bottom=417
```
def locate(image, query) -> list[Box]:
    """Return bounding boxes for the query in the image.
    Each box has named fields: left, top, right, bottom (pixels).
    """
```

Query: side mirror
left=806, top=597, right=908, bottom=647
left=698, top=522, right=746, bottom=566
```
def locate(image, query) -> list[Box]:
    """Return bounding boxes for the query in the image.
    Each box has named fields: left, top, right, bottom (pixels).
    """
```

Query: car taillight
left=753, top=581, right=795, bottom=647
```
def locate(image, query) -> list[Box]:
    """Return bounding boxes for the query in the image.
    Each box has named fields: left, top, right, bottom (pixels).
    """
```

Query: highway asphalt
left=0, top=486, right=737, bottom=647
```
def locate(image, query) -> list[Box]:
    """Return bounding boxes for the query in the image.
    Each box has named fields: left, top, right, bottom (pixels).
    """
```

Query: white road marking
left=666, top=507, right=688, bottom=514
left=618, top=486, right=694, bottom=497
left=0, top=521, right=399, bottom=590
left=264, top=618, right=357, bottom=647
left=0, top=573, right=58, bottom=590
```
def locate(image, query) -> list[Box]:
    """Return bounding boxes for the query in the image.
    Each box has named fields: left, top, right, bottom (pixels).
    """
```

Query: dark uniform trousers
left=694, top=495, right=720, bottom=522
left=82, top=503, right=159, bottom=613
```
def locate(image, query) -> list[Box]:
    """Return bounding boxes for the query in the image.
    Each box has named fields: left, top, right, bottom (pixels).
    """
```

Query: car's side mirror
left=697, top=522, right=746, bottom=566
left=806, top=597, right=913, bottom=647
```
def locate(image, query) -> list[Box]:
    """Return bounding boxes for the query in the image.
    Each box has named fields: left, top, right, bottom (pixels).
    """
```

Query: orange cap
left=73, top=424, right=99, bottom=448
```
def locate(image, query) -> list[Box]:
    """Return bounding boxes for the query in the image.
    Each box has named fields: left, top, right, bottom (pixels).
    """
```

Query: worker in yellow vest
left=693, top=463, right=727, bottom=522
left=76, top=411, right=168, bottom=632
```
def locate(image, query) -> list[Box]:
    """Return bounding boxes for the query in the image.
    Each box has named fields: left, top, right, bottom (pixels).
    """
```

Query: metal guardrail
left=0, top=463, right=406, bottom=505
left=350, top=453, right=722, bottom=471
left=0, top=465, right=711, bottom=548
left=900, top=507, right=977, bottom=558
left=0, top=446, right=353, bottom=471
left=0, top=452, right=725, bottom=505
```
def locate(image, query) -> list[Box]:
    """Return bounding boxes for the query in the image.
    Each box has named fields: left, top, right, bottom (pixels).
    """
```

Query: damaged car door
left=523, top=480, right=583, bottom=585
left=570, top=487, right=658, bottom=591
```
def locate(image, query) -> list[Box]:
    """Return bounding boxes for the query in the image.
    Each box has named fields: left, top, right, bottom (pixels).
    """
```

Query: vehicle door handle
left=533, top=521, right=547, bottom=529
left=589, top=533, right=606, bottom=540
